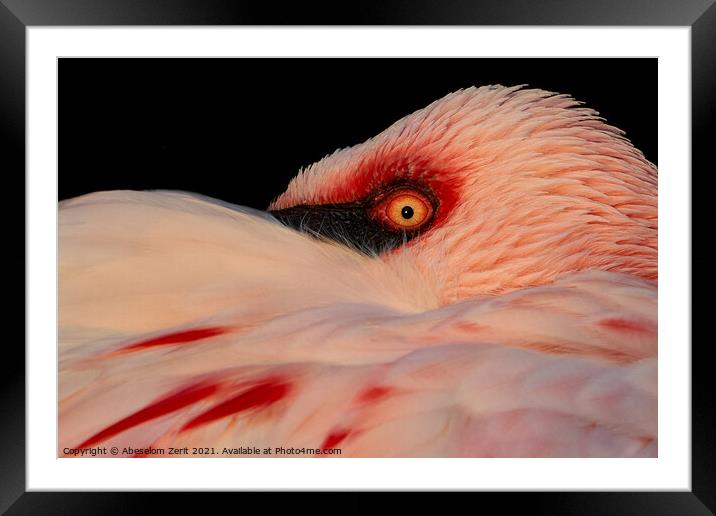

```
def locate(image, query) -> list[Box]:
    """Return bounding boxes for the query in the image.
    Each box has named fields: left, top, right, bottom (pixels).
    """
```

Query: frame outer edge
left=691, top=2, right=716, bottom=513
left=0, top=0, right=714, bottom=25
left=1, top=0, right=712, bottom=511
left=0, top=1, right=27, bottom=513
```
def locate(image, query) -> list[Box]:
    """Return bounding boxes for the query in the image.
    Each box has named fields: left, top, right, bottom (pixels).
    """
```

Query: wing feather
left=59, top=191, right=657, bottom=457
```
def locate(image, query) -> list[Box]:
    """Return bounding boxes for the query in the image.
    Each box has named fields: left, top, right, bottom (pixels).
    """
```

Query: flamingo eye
left=379, top=190, right=433, bottom=230
left=272, top=184, right=437, bottom=255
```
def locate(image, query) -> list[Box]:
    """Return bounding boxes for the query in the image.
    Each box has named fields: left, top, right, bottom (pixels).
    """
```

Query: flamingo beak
left=269, top=203, right=408, bottom=255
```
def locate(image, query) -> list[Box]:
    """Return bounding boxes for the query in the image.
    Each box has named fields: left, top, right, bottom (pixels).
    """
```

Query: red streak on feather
left=76, top=382, right=220, bottom=449
left=599, top=318, right=655, bottom=334
left=454, top=321, right=486, bottom=333
left=321, top=429, right=351, bottom=450
left=180, top=379, right=290, bottom=432
left=115, top=326, right=230, bottom=355
left=356, top=386, right=393, bottom=404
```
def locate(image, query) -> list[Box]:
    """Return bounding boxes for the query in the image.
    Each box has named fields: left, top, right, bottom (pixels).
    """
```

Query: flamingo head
left=269, top=85, right=657, bottom=304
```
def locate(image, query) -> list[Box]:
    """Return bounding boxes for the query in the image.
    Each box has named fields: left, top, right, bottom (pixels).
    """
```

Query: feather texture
left=60, top=191, right=656, bottom=457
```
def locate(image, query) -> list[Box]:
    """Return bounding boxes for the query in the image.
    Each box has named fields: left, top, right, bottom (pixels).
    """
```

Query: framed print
left=3, top=0, right=712, bottom=512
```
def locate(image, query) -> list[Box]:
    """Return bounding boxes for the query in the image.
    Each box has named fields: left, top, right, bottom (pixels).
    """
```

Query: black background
left=59, top=58, right=656, bottom=210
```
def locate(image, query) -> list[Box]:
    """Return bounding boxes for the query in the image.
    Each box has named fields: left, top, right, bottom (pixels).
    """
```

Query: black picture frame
left=2, top=0, right=712, bottom=512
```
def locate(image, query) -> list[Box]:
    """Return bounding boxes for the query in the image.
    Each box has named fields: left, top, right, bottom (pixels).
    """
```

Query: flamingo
left=59, top=85, right=657, bottom=458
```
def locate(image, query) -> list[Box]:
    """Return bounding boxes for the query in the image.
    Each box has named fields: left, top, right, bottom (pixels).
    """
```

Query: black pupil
left=401, top=206, right=414, bottom=219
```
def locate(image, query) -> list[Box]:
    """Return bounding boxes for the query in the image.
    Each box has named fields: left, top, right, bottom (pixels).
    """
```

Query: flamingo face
left=270, top=180, right=438, bottom=254
left=270, top=85, right=656, bottom=302
left=58, top=85, right=657, bottom=458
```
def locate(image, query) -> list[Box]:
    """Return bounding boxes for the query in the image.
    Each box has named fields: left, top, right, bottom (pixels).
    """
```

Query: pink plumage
left=59, top=85, right=657, bottom=457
